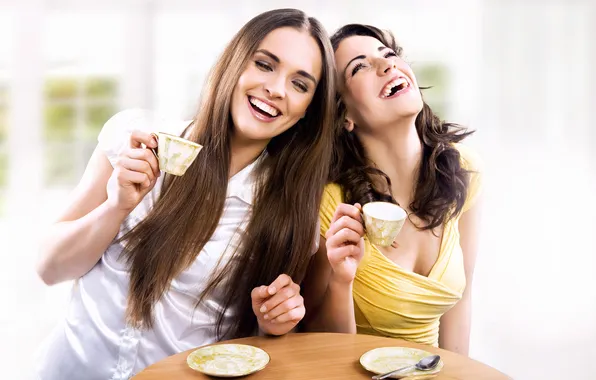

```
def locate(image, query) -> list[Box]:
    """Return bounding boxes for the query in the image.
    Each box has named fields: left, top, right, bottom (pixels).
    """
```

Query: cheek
left=230, top=86, right=244, bottom=117
left=345, top=81, right=372, bottom=109
left=398, top=63, right=417, bottom=86
left=235, top=73, right=249, bottom=92
left=289, top=94, right=314, bottom=118
left=236, top=65, right=261, bottom=91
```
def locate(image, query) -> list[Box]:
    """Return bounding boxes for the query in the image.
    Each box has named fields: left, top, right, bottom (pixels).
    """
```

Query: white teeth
left=381, top=78, right=408, bottom=98
left=249, top=97, right=279, bottom=117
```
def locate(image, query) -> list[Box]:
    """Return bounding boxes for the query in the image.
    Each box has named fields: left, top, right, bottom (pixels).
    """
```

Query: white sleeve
left=97, top=108, right=192, bottom=167
left=96, top=108, right=151, bottom=167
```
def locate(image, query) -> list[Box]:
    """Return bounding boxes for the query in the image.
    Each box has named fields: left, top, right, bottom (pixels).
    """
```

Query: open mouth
left=248, top=96, right=282, bottom=120
left=380, top=77, right=410, bottom=99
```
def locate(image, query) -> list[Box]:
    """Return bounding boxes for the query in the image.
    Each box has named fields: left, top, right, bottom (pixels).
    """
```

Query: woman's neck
left=229, top=135, right=267, bottom=178
left=358, top=118, right=422, bottom=207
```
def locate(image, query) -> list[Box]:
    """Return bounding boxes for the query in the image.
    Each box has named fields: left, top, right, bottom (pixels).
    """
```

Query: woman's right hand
left=325, top=203, right=366, bottom=284
left=106, top=130, right=160, bottom=214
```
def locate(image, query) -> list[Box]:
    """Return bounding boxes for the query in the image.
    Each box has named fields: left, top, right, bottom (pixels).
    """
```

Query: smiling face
left=334, top=35, right=423, bottom=131
left=230, top=26, right=323, bottom=144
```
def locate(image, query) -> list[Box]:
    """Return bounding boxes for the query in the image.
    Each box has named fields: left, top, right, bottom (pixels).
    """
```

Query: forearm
left=305, top=278, right=356, bottom=333
left=37, top=201, right=129, bottom=285
left=439, top=295, right=472, bottom=355
left=442, top=198, right=481, bottom=355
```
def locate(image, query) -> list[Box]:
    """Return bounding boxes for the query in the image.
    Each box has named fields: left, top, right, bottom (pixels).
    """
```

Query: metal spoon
left=371, top=355, right=441, bottom=380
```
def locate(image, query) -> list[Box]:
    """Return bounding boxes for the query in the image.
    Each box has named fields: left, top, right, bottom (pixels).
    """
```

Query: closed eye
left=255, top=61, right=273, bottom=71
left=351, top=63, right=365, bottom=76
left=293, top=80, right=308, bottom=93
left=384, top=51, right=397, bottom=58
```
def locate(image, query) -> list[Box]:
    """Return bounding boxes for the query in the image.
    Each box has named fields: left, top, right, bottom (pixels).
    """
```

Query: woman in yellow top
left=303, top=24, right=483, bottom=356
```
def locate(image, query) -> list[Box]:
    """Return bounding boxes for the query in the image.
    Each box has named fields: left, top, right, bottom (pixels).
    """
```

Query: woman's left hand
left=251, top=274, right=305, bottom=336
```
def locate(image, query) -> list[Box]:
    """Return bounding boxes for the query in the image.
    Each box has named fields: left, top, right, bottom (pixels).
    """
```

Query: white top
left=35, top=109, right=260, bottom=380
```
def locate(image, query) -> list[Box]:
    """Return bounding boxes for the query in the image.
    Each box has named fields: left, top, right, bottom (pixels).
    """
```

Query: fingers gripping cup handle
left=149, top=133, right=159, bottom=160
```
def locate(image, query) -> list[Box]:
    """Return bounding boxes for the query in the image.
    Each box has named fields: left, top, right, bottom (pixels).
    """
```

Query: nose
left=264, top=74, right=285, bottom=99
left=376, top=57, right=397, bottom=76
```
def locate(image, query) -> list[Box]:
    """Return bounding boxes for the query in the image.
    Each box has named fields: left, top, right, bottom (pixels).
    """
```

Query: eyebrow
left=255, top=49, right=318, bottom=85
left=343, top=46, right=389, bottom=76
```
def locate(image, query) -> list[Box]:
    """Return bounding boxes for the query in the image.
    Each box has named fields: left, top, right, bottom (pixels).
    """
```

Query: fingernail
left=260, top=305, right=267, bottom=313
left=268, top=287, right=276, bottom=295
left=263, top=314, right=269, bottom=320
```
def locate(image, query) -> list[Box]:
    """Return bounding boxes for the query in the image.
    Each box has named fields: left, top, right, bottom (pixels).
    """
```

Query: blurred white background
left=1, top=0, right=595, bottom=379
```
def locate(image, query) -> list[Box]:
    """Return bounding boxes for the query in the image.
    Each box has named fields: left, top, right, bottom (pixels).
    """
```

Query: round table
left=133, top=333, right=510, bottom=379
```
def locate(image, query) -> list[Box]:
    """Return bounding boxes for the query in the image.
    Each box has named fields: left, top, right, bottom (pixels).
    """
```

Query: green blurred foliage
left=45, top=77, right=78, bottom=99
left=0, top=102, right=7, bottom=193
left=0, top=147, right=7, bottom=188
left=85, top=104, right=116, bottom=138
left=0, top=83, right=8, bottom=103
left=84, top=77, right=118, bottom=98
left=0, top=77, right=118, bottom=191
left=0, top=106, right=7, bottom=141
left=414, top=63, right=449, bottom=118
left=42, top=77, right=118, bottom=187
left=44, top=104, right=76, bottom=139
left=43, top=142, right=77, bottom=186
left=0, top=82, right=7, bottom=144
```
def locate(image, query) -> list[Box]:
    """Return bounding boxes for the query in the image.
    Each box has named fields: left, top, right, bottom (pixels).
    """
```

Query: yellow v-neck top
left=319, top=143, right=483, bottom=346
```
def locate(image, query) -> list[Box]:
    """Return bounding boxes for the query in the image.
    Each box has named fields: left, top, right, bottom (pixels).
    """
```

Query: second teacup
left=362, top=202, right=407, bottom=247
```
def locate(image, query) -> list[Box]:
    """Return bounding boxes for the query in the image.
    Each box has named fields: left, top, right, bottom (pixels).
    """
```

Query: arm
left=302, top=204, right=365, bottom=333
left=36, top=131, right=159, bottom=285
left=302, top=237, right=357, bottom=333
left=438, top=198, right=483, bottom=355
left=36, top=147, right=125, bottom=285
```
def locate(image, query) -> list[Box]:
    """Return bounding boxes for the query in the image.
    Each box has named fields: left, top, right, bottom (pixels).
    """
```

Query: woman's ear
left=344, top=116, right=355, bottom=132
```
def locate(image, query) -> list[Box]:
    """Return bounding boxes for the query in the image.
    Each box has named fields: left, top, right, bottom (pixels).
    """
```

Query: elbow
left=35, top=250, right=61, bottom=286
left=333, top=323, right=357, bottom=334
left=36, top=260, right=58, bottom=286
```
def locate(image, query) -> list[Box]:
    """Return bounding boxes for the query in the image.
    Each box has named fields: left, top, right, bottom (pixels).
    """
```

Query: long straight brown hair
left=119, top=9, right=337, bottom=338
left=330, top=24, right=473, bottom=231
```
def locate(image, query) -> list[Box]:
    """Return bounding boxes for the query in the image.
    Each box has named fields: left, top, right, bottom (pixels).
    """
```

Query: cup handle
left=359, top=211, right=367, bottom=234
left=149, top=133, right=159, bottom=159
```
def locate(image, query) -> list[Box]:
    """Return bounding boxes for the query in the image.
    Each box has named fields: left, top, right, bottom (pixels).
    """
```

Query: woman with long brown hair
left=35, top=9, right=336, bottom=379
left=303, top=24, right=483, bottom=355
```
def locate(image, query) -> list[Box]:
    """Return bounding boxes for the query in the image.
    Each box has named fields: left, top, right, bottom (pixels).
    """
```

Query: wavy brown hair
left=119, top=9, right=337, bottom=339
left=330, top=24, right=473, bottom=231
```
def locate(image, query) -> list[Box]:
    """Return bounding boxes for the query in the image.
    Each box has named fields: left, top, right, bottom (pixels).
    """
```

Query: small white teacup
left=149, top=132, right=202, bottom=176
left=362, top=202, right=407, bottom=247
